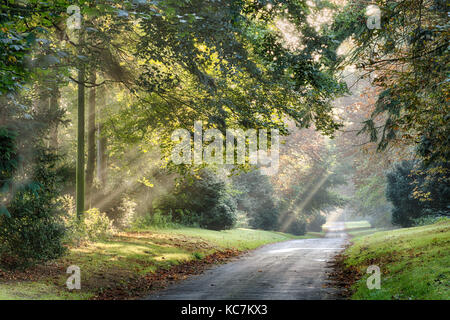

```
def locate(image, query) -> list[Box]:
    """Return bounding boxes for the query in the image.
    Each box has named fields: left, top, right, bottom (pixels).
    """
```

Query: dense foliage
left=334, top=0, right=449, bottom=162
left=0, top=131, right=66, bottom=268
left=387, top=160, right=450, bottom=227
left=332, top=0, right=449, bottom=226
left=156, top=170, right=237, bottom=230
left=232, top=170, right=279, bottom=230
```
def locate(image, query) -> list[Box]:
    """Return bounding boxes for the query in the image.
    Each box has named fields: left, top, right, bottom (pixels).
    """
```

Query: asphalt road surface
left=146, top=222, right=348, bottom=300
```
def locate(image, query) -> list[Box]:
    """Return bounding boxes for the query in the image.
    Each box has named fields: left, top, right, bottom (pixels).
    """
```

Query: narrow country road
left=146, top=221, right=348, bottom=300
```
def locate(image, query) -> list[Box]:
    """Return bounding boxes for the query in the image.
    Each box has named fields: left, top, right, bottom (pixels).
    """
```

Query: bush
left=413, top=215, right=449, bottom=227
left=200, top=198, right=236, bottom=230
left=0, top=144, right=66, bottom=268
left=307, top=213, right=326, bottom=232
left=156, top=169, right=236, bottom=230
left=232, top=170, right=279, bottom=230
left=133, top=210, right=176, bottom=229
left=115, top=196, right=137, bottom=229
left=61, top=195, right=114, bottom=243
left=249, top=201, right=279, bottom=230
left=285, top=216, right=307, bottom=236
left=386, top=160, right=450, bottom=227
left=386, top=161, right=423, bottom=227
left=81, top=208, right=115, bottom=240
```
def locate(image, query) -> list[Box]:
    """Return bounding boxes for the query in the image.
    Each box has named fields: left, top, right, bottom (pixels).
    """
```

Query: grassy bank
left=342, top=219, right=450, bottom=300
left=0, top=227, right=310, bottom=300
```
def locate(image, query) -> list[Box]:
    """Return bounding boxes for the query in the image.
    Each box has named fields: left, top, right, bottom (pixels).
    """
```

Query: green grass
left=0, top=282, right=92, bottom=300
left=343, top=219, right=450, bottom=300
left=344, top=220, right=372, bottom=230
left=0, top=227, right=312, bottom=300
left=346, top=228, right=385, bottom=238
left=153, top=227, right=313, bottom=250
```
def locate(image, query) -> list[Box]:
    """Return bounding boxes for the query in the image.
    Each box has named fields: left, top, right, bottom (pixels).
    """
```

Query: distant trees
left=232, top=170, right=279, bottom=231
left=270, top=127, right=347, bottom=235
left=307, top=213, right=327, bottom=232
left=277, top=164, right=346, bottom=234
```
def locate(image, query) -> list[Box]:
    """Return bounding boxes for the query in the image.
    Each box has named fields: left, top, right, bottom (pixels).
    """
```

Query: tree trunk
left=86, top=72, right=96, bottom=208
left=49, top=81, right=60, bottom=149
left=76, top=34, right=86, bottom=218
left=36, top=82, right=50, bottom=127
left=97, top=83, right=107, bottom=187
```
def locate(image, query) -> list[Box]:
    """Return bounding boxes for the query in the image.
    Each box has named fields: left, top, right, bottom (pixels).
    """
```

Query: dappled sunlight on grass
left=1, top=227, right=311, bottom=300
left=153, top=253, right=192, bottom=262
left=155, top=227, right=310, bottom=250
left=0, top=282, right=93, bottom=300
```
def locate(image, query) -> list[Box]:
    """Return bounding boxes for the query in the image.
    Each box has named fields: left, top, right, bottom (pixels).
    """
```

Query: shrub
left=232, top=170, right=279, bottom=230
left=200, top=198, right=236, bottom=230
left=386, top=161, right=423, bottom=227
left=156, top=169, right=236, bottom=230
left=115, top=196, right=137, bottom=229
left=133, top=210, right=176, bottom=229
left=307, top=213, right=326, bottom=232
left=249, top=201, right=279, bottom=231
left=82, top=208, right=115, bottom=240
left=0, top=144, right=66, bottom=268
left=413, top=215, right=449, bottom=226
left=386, top=160, right=449, bottom=227
left=285, top=216, right=307, bottom=236
left=61, top=195, right=114, bottom=243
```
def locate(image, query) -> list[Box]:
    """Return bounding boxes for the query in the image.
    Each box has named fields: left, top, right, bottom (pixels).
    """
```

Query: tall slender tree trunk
left=76, top=33, right=86, bottom=218
left=97, top=83, right=107, bottom=187
left=36, top=82, right=52, bottom=148
left=49, top=81, right=60, bottom=149
left=86, top=72, right=96, bottom=208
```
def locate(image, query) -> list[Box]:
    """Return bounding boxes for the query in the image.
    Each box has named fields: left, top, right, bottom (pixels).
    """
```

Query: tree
left=86, top=71, right=96, bottom=208
left=0, top=0, right=71, bottom=267
left=96, top=83, right=108, bottom=187
left=107, top=0, right=347, bottom=160
left=76, top=33, right=86, bottom=217
left=334, top=0, right=449, bottom=169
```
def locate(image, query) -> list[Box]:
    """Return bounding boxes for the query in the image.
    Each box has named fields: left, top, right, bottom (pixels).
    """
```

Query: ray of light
left=279, top=172, right=330, bottom=232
